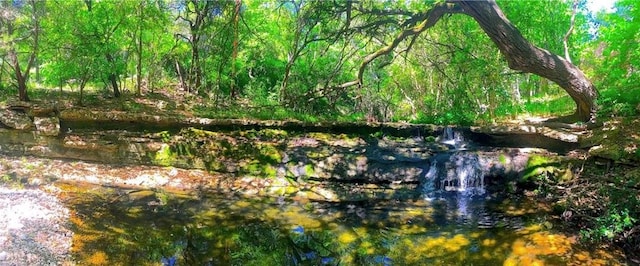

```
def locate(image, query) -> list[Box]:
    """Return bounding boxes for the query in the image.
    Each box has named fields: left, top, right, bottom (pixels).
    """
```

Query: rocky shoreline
left=0, top=186, right=73, bottom=266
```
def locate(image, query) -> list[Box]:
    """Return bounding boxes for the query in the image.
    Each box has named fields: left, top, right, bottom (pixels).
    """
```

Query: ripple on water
left=59, top=184, right=626, bottom=265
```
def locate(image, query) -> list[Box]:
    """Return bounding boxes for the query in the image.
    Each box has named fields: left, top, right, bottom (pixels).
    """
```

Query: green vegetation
left=1, top=0, right=634, bottom=124
left=522, top=154, right=640, bottom=258
left=2, top=0, right=640, bottom=262
left=152, top=144, right=176, bottom=167
left=523, top=155, right=559, bottom=182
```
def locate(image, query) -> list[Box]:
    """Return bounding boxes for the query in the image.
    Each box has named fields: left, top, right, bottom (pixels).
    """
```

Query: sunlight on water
left=57, top=183, right=625, bottom=265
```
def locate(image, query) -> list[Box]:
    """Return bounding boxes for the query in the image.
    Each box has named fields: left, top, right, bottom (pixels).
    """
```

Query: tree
left=325, top=0, right=598, bottom=122
left=42, top=0, right=141, bottom=100
left=127, top=0, right=172, bottom=95
left=0, top=0, right=43, bottom=101
left=589, top=0, right=640, bottom=117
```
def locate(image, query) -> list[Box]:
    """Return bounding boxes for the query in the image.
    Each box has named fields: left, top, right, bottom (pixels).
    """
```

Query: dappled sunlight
left=571, top=250, right=619, bottom=266
left=55, top=179, right=626, bottom=265
left=503, top=224, right=623, bottom=266
left=499, top=198, right=551, bottom=216
left=337, top=230, right=360, bottom=245
left=85, top=251, right=109, bottom=266
left=389, top=233, right=472, bottom=264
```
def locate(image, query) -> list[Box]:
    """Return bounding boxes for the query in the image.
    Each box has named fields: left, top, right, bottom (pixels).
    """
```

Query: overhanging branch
left=329, top=3, right=463, bottom=91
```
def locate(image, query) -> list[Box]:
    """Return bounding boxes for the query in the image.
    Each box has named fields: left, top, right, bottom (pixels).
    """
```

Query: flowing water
left=56, top=128, right=623, bottom=265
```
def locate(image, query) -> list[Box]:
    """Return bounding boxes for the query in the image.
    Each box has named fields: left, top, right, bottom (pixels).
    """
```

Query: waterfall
left=439, top=126, right=466, bottom=150
left=422, top=127, right=486, bottom=200
left=422, top=152, right=486, bottom=197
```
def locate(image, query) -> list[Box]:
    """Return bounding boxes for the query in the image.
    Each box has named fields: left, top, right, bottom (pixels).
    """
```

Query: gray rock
left=0, top=187, right=73, bottom=266
left=0, top=109, right=33, bottom=130
left=34, top=117, right=60, bottom=136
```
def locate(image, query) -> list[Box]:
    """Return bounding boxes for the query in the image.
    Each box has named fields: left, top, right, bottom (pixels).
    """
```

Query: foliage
left=229, top=223, right=289, bottom=265
left=589, top=0, right=640, bottom=117
left=580, top=208, right=636, bottom=242
left=2, top=0, right=612, bottom=125
left=572, top=169, right=640, bottom=252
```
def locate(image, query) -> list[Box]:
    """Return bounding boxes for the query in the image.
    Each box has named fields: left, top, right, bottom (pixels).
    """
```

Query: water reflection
left=57, top=182, right=623, bottom=265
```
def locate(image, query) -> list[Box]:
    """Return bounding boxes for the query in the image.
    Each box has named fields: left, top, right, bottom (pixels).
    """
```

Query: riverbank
left=0, top=185, right=73, bottom=265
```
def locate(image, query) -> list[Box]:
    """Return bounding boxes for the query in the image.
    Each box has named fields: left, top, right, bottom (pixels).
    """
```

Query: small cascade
left=421, top=151, right=487, bottom=200
left=422, top=127, right=485, bottom=199
left=439, top=126, right=467, bottom=150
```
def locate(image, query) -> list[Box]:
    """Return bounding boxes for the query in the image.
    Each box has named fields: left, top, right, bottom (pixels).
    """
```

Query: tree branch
left=331, top=3, right=463, bottom=90
left=456, top=0, right=597, bottom=122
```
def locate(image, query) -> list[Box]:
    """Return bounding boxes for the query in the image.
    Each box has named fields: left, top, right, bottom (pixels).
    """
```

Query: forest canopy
left=1, top=0, right=638, bottom=124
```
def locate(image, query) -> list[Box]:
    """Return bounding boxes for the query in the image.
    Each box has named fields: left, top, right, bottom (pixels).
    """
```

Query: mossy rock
left=256, top=143, right=282, bottom=163
left=589, top=144, right=625, bottom=161
left=152, top=144, right=175, bottom=166
left=585, top=118, right=640, bottom=163
left=522, top=155, right=559, bottom=181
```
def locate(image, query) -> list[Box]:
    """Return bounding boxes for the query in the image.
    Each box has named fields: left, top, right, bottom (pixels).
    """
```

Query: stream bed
left=0, top=123, right=628, bottom=265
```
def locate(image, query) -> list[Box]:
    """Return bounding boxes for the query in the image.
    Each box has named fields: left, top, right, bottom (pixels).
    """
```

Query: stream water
left=52, top=128, right=622, bottom=265
left=59, top=183, right=621, bottom=266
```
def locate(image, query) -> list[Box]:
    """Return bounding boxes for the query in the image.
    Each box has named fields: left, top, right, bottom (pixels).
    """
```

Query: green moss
left=558, top=168, right=574, bottom=182
left=526, top=155, right=551, bottom=168
left=304, top=164, right=315, bottom=177
left=241, top=161, right=262, bottom=175
left=257, top=144, right=282, bottom=163
left=285, top=186, right=298, bottom=194
left=307, top=150, right=329, bottom=159
left=259, top=129, right=288, bottom=140
left=499, top=154, right=507, bottom=165
left=186, top=127, right=217, bottom=138
left=522, top=155, right=557, bottom=181
left=307, top=132, right=333, bottom=142
left=153, top=144, right=175, bottom=166
left=263, top=165, right=277, bottom=178
left=370, top=131, right=384, bottom=138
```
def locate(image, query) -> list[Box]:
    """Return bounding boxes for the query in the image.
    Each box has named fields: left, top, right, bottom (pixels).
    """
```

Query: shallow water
left=57, top=182, right=622, bottom=266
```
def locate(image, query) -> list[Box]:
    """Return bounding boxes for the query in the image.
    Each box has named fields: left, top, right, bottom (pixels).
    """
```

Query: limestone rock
left=0, top=109, right=33, bottom=130
left=28, top=102, right=59, bottom=117
left=34, top=117, right=61, bottom=136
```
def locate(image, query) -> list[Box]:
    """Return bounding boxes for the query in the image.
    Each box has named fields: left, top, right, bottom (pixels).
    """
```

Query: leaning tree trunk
left=329, top=0, right=597, bottom=122
left=457, top=0, right=597, bottom=122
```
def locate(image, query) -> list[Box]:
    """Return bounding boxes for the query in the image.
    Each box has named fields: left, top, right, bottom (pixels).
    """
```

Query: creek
left=42, top=127, right=620, bottom=265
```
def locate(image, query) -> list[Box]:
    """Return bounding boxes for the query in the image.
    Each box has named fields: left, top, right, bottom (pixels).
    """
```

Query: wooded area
left=1, top=0, right=638, bottom=123
left=2, top=0, right=640, bottom=263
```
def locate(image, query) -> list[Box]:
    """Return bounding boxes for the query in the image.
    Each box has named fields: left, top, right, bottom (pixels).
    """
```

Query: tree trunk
left=175, top=58, right=187, bottom=91
left=230, top=0, right=242, bottom=99
left=109, top=73, right=120, bottom=98
left=105, top=53, right=121, bottom=97
left=17, top=75, right=30, bottom=102
left=189, top=41, right=201, bottom=94
left=563, top=0, right=578, bottom=63
left=457, top=0, right=597, bottom=122
left=9, top=51, right=30, bottom=102
left=136, top=1, right=144, bottom=95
